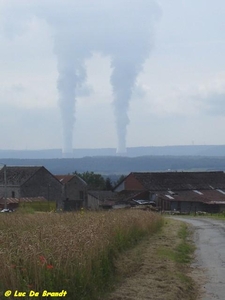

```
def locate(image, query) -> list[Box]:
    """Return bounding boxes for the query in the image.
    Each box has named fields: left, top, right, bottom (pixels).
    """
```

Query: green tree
left=114, top=174, right=126, bottom=187
left=73, top=171, right=106, bottom=190
left=105, top=177, right=113, bottom=191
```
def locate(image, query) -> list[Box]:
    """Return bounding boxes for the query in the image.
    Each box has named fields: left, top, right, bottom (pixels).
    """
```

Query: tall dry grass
left=0, top=210, right=163, bottom=299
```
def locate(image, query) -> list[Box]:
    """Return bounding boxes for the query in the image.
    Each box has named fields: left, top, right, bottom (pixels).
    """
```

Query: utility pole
left=4, top=165, right=7, bottom=209
left=48, top=184, right=50, bottom=211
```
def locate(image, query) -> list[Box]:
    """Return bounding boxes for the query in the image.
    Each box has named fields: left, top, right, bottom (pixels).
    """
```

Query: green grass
left=176, top=224, right=195, bottom=263
left=157, top=222, right=196, bottom=299
left=206, top=212, right=225, bottom=219
left=186, top=212, right=225, bottom=220
left=158, top=248, right=177, bottom=261
left=16, top=201, right=56, bottom=213
left=158, top=223, right=195, bottom=264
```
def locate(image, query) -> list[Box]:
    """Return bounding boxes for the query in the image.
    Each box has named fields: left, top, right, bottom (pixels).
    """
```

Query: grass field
left=0, top=210, right=163, bottom=300
left=15, top=201, right=56, bottom=213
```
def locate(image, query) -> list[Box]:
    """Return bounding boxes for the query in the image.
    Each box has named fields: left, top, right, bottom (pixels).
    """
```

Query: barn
left=55, top=174, right=88, bottom=211
left=0, top=166, right=63, bottom=209
left=114, top=171, right=225, bottom=213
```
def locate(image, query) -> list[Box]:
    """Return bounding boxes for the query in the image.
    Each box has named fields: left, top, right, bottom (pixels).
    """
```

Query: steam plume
left=1, top=0, right=161, bottom=155
left=55, top=41, right=89, bottom=157
left=39, top=0, right=160, bottom=155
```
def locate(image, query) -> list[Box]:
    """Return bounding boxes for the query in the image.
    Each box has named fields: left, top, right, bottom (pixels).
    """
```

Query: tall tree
left=105, top=177, right=113, bottom=191
left=114, top=174, right=126, bottom=187
left=73, top=171, right=106, bottom=190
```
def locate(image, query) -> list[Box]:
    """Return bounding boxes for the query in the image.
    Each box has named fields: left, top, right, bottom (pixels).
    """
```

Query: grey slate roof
left=55, top=175, right=75, bottom=184
left=158, top=189, right=225, bottom=204
left=131, top=171, right=225, bottom=191
left=0, top=166, right=42, bottom=185
left=88, top=190, right=117, bottom=201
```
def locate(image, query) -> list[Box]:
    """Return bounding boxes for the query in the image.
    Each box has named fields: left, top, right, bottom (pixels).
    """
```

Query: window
left=12, top=191, right=15, bottom=198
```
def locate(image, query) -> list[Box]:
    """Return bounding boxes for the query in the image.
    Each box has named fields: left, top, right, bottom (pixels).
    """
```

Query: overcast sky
left=0, top=0, right=225, bottom=151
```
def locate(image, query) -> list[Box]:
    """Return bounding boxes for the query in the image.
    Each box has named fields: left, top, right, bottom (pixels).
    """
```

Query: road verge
left=106, top=219, right=199, bottom=300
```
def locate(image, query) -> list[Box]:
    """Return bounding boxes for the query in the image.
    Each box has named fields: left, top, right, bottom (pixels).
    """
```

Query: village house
left=55, top=174, right=88, bottom=211
left=114, top=171, right=225, bottom=213
left=0, top=166, right=63, bottom=209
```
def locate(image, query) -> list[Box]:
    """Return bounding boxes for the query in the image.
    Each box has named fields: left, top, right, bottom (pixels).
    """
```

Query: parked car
left=0, top=208, right=13, bottom=213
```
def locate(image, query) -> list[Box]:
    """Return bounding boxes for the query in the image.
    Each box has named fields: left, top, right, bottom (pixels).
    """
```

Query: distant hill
left=1, top=145, right=225, bottom=159
left=1, top=145, right=225, bottom=179
left=0, top=155, right=225, bottom=176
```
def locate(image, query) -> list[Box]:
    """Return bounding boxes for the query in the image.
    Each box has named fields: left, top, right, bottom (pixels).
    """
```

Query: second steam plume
left=2, top=0, right=161, bottom=156
left=41, top=0, right=161, bottom=156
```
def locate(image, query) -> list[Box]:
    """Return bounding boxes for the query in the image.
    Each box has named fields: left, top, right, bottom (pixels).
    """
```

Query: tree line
left=73, top=171, right=126, bottom=190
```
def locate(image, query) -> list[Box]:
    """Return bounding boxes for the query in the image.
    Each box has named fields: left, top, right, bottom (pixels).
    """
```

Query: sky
left=0, top=0, right=225, bottom=151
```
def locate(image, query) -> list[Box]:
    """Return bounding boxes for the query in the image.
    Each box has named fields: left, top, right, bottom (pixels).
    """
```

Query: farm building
left=87, top=191, right=119, bottom=210
left=87, top=190, right=147, bottom=210
left=55, top=174, right=88, bottom=211
left=114, top=171, right=225, bottom=213
left=0, top=166, right=63, bottom=209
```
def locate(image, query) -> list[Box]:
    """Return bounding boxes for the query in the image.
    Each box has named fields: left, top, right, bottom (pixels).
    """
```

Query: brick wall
left=124, top=174, right=145, bottom=190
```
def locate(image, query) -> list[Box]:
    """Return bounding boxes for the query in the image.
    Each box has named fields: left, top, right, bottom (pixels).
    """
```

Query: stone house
left=114, top=171, right=225, bottom=213
left=0, top=166, right=63, bottom=209
left=55, top=174, right=88, bottom=211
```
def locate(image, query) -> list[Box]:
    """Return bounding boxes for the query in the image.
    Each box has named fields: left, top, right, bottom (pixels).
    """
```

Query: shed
left=87, top=191, right=118, bottom=210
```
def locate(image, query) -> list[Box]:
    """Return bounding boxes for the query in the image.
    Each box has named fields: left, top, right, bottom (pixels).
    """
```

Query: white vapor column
left=1, top=0, right=161, bottom=155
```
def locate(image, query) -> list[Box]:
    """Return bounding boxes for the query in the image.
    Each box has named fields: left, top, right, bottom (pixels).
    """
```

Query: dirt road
left=173, top=217, right=225, bottom=300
